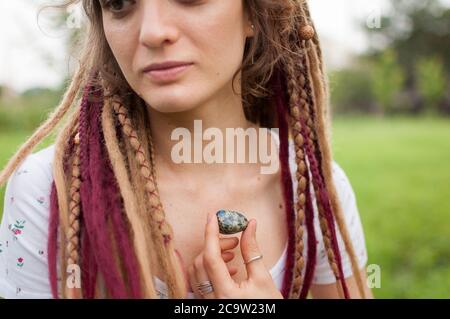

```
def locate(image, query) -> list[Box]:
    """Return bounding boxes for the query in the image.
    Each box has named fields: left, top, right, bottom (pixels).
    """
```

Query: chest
left=155, top=175, right=289, bottom=285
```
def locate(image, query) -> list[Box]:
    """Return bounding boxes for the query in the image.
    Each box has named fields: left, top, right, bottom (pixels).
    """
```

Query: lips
left=143, top=61, right=193, bottom=72
left=143, top=62, right=193, bottom=83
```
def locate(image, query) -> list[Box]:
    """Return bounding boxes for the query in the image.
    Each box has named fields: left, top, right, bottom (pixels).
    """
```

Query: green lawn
left=0, top=116, right=449, bottom=298
left=332, top=116, right=450, bottom=298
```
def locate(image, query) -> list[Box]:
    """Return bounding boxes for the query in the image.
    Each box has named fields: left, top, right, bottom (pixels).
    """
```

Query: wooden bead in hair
left=299, top=24, right=315, bottom=41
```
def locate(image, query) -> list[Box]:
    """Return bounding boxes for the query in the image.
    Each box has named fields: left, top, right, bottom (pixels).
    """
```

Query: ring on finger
left=197, top=280, right=214, bottom=296
left=244, top=254, right=263, bottom=264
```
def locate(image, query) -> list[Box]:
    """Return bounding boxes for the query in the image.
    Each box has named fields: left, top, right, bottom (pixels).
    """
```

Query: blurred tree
left=370, top=49, right=405, bottom=116
left=365, top=0, right=450, bottom=76
left=363, top=0, right=450, bottom=114
left=416, top=57, right=448, bottom=114
left=329, top=66, right=376, bottom=115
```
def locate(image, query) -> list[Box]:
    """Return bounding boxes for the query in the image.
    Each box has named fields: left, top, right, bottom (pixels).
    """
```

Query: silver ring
left=244, top=254, right=263, bottom=264
left=197, top=280, right=214, bottom=296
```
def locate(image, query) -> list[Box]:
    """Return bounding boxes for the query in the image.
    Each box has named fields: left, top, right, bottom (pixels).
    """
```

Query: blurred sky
left=1, top=0, right=449, bottom=93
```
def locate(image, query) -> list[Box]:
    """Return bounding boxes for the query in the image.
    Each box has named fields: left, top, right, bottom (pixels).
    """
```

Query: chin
left=141, top=85, right=204, bottom=114
left=152, top=104, right=195, bottom=114
left=143, top=97, right=197, bottom=114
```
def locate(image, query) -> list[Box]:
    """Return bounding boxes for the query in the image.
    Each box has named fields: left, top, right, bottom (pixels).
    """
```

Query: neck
left=146, top=89, right=269, bottom=181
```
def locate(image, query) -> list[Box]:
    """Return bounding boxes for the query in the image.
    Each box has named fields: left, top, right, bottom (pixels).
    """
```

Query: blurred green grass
left=332, top=116, right=450, bottom=298
left=0, top=116, right=449, bottom=298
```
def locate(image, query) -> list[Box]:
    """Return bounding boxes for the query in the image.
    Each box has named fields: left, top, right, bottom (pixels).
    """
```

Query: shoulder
left=268, top=128, right=354, bottom=194
left=3, top=145, right=55, bottom=219
left=312, top=161, right=368, bottom=284
left=6, top=145, right=55, bottom=190
left=268, top=128, right=356, bottom=199
left=16, top=144, right=55, bottom=177
left=0, top=144, right=55, bottom=298
left=330, top=160, right=358, bottom=207
left=4, top=144, right=55, bottom=217
left=275, top=131, right=368, bottom=284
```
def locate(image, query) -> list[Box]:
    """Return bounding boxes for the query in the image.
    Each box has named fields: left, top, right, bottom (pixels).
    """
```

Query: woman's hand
left=187, top=211, right=283, bottom=299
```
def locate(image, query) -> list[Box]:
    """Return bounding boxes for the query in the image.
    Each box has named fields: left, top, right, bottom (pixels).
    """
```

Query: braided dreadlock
left=0, top=0, right=365, bottom=298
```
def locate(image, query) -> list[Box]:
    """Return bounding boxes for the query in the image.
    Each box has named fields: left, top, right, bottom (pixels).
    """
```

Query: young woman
left=0, top=0, right=372, bottom=299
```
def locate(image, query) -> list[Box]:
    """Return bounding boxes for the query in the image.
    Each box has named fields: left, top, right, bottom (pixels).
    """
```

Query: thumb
left=240, top=219, right=266, bottom=281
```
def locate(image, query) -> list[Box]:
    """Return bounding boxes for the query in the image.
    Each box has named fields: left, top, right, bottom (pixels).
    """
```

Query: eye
left=101, top=0, right=135, bottom=14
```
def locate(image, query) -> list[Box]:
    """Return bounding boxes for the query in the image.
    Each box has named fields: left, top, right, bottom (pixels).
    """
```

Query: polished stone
left=216, top=209, right=249, bottom=234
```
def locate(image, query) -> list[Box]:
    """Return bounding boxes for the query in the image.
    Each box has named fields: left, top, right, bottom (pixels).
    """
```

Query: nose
left=138, top=1, right=179, bottom=49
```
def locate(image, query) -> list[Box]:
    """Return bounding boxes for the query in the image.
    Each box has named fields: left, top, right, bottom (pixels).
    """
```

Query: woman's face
left=101, top=0, right=254, bottom=113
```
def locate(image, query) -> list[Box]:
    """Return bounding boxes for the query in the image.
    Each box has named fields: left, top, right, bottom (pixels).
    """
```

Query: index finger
left=203, top=211, right=234, bottom=293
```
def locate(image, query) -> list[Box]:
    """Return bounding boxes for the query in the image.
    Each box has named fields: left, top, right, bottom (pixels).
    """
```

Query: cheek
left=186, top=6, right=246, bottom=81
left=103, top=20, right=139, bottom=84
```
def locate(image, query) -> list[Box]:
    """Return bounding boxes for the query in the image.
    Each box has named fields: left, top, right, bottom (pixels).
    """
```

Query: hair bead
left=299, top=25, right=315, bottom=41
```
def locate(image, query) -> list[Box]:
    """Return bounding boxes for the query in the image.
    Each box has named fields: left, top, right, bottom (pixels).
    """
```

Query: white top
left=0, top=129, right=368, bottom=299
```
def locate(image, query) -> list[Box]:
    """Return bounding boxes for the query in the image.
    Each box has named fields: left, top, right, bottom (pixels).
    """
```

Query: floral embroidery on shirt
left=37, top=196, right=45, bottom=204
left=16, top=287, right=22, bottom=295
left=319, top=249, right=327, bottom=261
left=17, top=257, right=24, bottom=267
left=9, top=220, right=26, bottom=240
left=16, top=169, right=28, bottom=176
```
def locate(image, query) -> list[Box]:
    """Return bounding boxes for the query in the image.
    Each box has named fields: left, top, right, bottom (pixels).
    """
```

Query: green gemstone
left=216, top=210, right=249, bottom=234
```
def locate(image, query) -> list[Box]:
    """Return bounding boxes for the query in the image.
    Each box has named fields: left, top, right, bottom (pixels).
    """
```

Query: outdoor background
left=1, top=0, right=449, bottom=298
